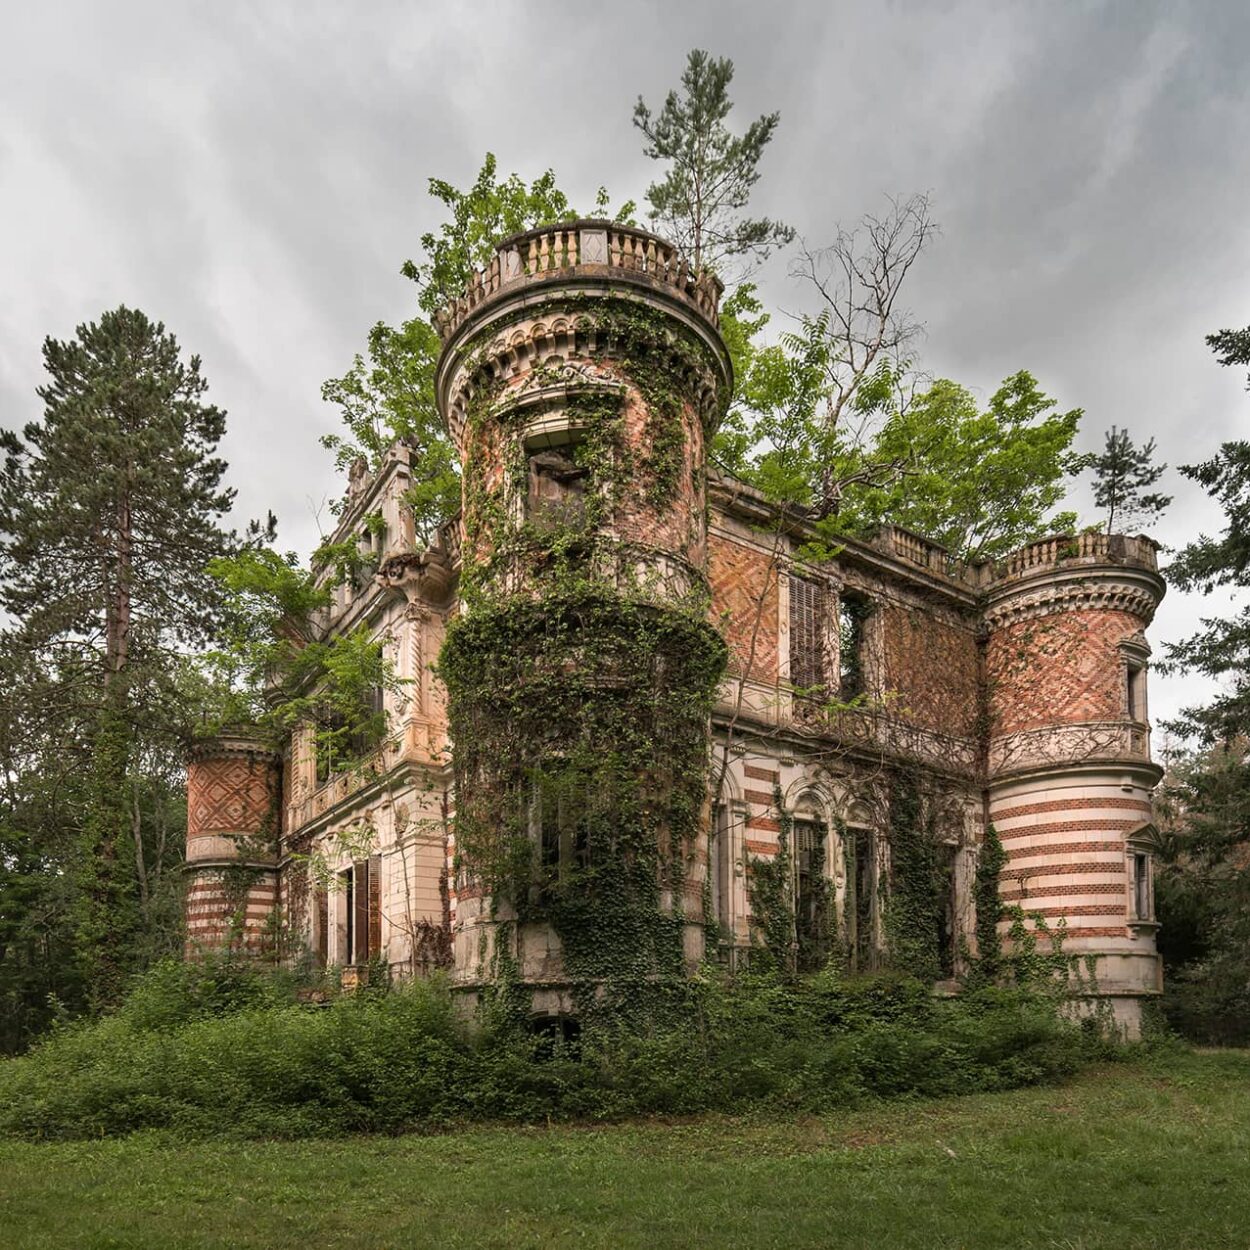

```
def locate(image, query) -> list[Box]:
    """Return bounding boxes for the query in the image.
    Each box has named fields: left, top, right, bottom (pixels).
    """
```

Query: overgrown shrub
left=0, top=967, right=1114, bottom=1140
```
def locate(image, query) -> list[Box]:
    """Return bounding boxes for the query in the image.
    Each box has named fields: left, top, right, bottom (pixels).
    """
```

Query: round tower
left=984, top=533, right=1166, bottom=1035
left=184, top=731, right=283, bottom=958
left=434, top=221, right=732, bottom=1020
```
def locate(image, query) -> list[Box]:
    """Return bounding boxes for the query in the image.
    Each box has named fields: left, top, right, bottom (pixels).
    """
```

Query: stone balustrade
left=433, top=219, right=723, bottom=344
left=997, top=531, right=1159, bottom=579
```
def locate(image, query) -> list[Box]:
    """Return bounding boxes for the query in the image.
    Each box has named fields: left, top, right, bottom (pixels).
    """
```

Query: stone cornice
left=187, top=733, right=280, bottom=765
left=983, top=568, right=1164, bottom=630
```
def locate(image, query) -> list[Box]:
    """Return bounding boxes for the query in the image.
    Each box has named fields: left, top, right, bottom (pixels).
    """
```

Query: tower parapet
left=435, top=221, right=731, bottom=1019
left=984, top=531, right=1165, bottom=1033
left=184, top=731, right=282, bottom=958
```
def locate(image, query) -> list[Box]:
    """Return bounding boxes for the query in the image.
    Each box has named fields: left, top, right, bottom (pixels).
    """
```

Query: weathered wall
left=986, top=608, right=1139, bottom=734
left=880, top=603, right=980, bottom=737
left=708, top=532, right=779, bottom=684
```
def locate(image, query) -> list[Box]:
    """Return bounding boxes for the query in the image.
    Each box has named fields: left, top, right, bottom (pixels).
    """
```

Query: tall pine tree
left=634, top=49, right=793, bottom=274
left=1089, top=425, right=1171, bottom=533
left=0, top=306, right=237, bottom=1007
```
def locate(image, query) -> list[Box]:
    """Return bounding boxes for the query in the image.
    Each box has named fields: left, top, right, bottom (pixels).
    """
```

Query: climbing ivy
left=438, top=293, right=729, bottom=1029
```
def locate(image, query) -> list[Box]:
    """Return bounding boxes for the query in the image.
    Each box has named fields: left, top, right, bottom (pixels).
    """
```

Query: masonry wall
left=986, top=608, right=1140, bottom=734
left=707, top=531, right=779, bottom=685
left=879, top=603, right=981, bottom=738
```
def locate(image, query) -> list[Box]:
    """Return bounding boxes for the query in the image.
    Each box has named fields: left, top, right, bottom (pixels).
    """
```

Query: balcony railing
left=433, top=220, right=723, bottom=343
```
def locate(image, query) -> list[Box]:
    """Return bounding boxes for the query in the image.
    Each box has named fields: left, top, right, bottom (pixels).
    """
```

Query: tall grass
left=0, top=959, right=1115, bottom=1140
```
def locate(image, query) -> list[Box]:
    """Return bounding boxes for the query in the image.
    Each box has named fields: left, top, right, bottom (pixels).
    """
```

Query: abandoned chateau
left=184, top=220, right=1166, bottom=1034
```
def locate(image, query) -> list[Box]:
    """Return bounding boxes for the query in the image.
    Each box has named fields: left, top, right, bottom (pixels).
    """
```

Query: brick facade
left=191, top=221, right=1168, bottom=1036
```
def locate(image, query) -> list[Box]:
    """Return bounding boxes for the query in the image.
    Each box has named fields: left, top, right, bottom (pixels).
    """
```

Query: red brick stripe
left=991, top=797, right=1152, bottom=822
left=747, top=816, right=781, bottom=832
left=1002, top=882, right=1125, bottom=899
left=1001, top=862, right=1124, bottom=880
left=744, top=765, right=779, bottom=783
left=744, top=789, right=775, bottom=806
left=744, top=839, right=777, bottom=855
left=998, top=819, right=1141, bottom=839
left=1005, top=841, right=1127, bottom=861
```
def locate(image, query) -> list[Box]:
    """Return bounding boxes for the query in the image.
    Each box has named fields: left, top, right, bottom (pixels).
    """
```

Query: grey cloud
left=2, top=0, right=1247, bottom=724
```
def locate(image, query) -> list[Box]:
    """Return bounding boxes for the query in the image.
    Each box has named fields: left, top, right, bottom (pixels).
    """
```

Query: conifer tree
left=0, top=306, right=238, bottom=1005
left=634, top=49, right=793, bottom=273
left=1089, top=425, right=1171, bottom=533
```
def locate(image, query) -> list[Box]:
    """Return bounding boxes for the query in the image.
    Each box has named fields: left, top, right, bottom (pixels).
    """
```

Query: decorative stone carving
left=579, top=227, right=607, bottom=264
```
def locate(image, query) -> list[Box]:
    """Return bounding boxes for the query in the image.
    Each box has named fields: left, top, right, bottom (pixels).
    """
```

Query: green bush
left=0, top=968, right=1112, bottom=1140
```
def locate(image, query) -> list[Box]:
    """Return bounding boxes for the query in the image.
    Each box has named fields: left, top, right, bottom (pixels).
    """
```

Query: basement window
left=788, top=575, right=826, bottom=693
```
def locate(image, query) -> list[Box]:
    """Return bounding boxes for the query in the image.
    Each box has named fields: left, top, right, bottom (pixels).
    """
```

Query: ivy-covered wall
left=438, top=289, right=731, bottom=1021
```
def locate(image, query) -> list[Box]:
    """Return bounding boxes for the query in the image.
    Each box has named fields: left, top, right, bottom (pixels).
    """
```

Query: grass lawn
left=0, top=1047, right=1246, bottom=1249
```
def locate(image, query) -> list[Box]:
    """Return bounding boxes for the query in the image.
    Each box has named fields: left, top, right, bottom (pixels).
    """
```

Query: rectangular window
left=341, top=859, right=380, bottom=965
left=351, top=686, right=386, bottom=756
left=531, top=773, right=591, bottom=886
left=793, top=817, right=827, bottom=927
left=788, top=575, right=826, bottom=693
left=1133, top=852, right=1151, bottom=920
left=711, top=802, right=729, bottom=933
left=340, top=865, right=354, bottom=963
left=1126, top=663, right=1144, bottom=722
left=315, top=888, right=329, bottom=968
left=839, top=593, right=871, bottom=699
left=936, top=843, right=957, bottom=978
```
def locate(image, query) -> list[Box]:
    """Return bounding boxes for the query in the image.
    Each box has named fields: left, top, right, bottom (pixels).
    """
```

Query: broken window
left=839, top=592, right=871, bottom=700
left=793, top=816, right=828, bottom=961
left=527, top=446, right=589, bottom=531
left=528, top=771, right=591, bottom=886
left=788, top=575, right=826, bottom=693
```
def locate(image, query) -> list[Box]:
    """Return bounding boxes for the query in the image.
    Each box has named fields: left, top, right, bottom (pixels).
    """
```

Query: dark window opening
left=935, top=843, right=957, bottom=978
left=1133, top=851, right=1151, bottom=920
left=794, top=816, right=830, bottom=968
left=789, top=575, right=826, bottom=693
left=531, top=773, right=592, bottom=886
left=712, top=802, right=731, bottom=934
left=527, top=446, right=589, bottom=531
left=315, top=888, right=329, bottom=968
left=839, top=592, right=871, bottom=700
left=316, top=687, right=386, bottom=782
left=846, top=825, right=876, bottom=973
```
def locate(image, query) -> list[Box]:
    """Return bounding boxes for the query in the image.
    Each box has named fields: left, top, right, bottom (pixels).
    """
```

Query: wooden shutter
left=368, top=854, right=382, bottom=960
left=315, top=888, right=328, bottom=968
left=353, top=860, right=370, bottom=964
left=788, top=576, right=825, bottom=692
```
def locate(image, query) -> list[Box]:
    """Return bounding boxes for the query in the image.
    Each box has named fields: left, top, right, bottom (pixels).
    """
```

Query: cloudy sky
left=2, top=0, right=1247, bottom=726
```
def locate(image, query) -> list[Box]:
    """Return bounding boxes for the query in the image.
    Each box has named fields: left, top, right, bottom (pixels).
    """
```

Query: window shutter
left=789, top=576, right=825, bottom=692
left=353, top=859, right=370, bottom=964
left=368, top=854, right=383, bottom=959
left=315, top=888, right=328, bottom=968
